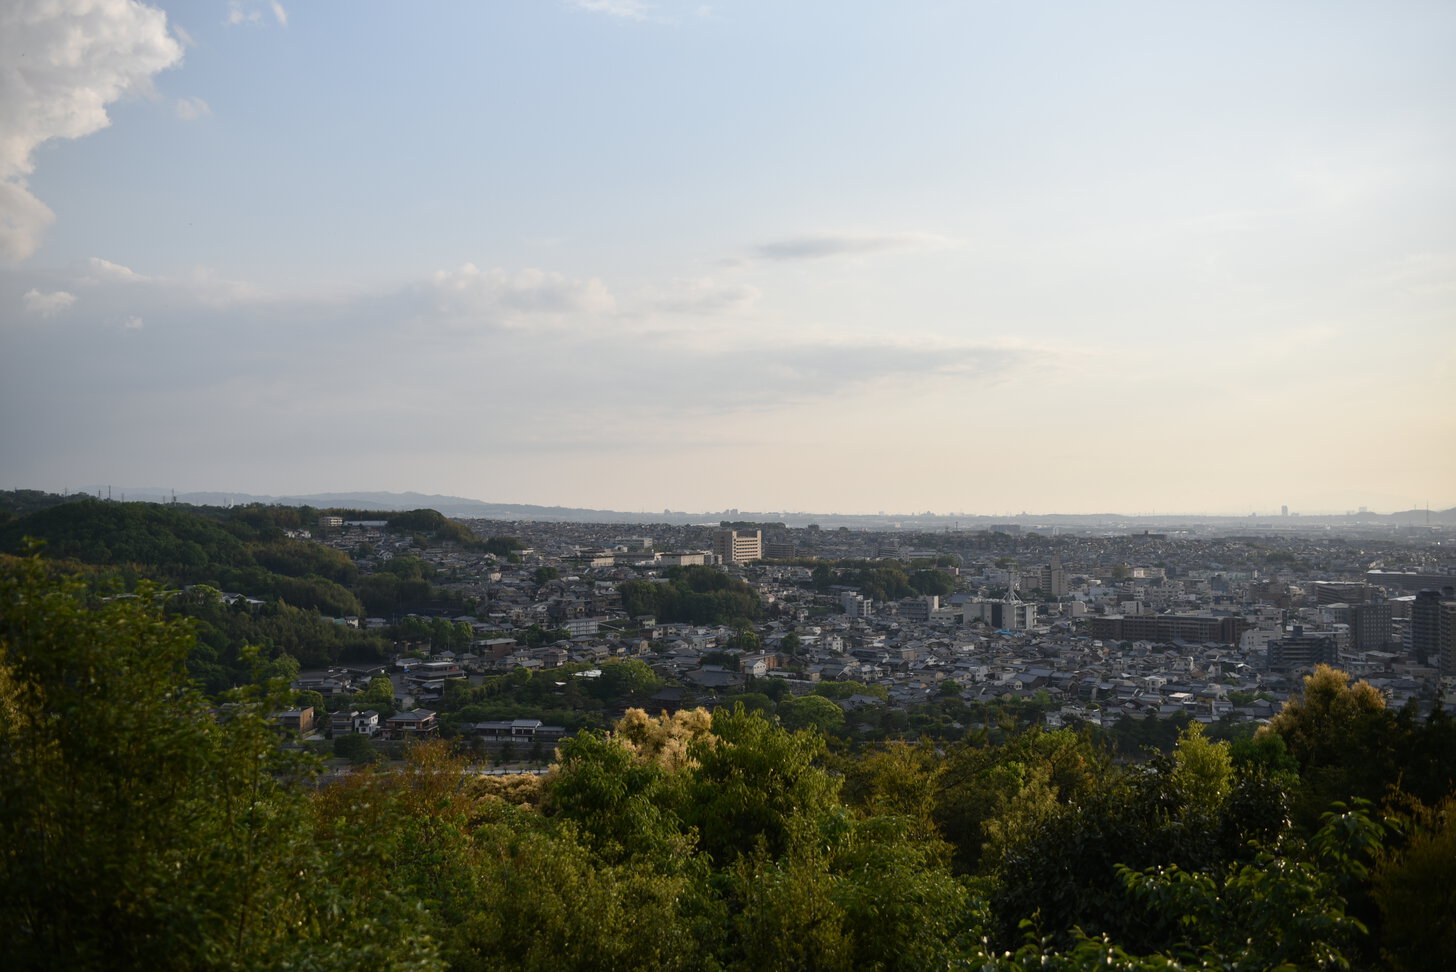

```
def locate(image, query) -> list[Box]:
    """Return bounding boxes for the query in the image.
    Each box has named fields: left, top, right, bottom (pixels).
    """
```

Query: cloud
left=225, top=1, right=286, bottom=26
left=572, top=0, right=652, bottom=20
left=687, top=337, right=1035, bottom=408
left=225, top=1, right=259, bottom=26
left=426, top=263, right=615, bottom=326
left=175, top=96, right=211, bottom=121
left=0, top=0, right=182, bottom=260
left=753, top=231, right=961, bottom=262
left=121, top=314, right=144, bottom=330
left=80, top=256, right=149, bottom=285
left=643, top=276, right=760, bottom=315
left=22, top=288, right=76, bottom=316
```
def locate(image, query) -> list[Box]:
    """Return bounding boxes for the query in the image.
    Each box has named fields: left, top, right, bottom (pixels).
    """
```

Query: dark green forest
left=3, top=550, right=1455, bottom=970
left=0, top=498, right=519, bottom=690
left=619, top=564, right=764, bottom=624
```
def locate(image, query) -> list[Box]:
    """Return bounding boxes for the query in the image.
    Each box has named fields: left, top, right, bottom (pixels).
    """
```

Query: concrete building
left=1036, top=561, right=1068, bottom=597
left=1089, top=614, right=1248, bottom=646
left=763, top=541, right=797, bottom=560
left=964, top=594, right=1036, bottom=631
left=1349, top=599, right=1392, bottom=651
left=1268, top=627, right=1338, bottom=670
left=713, top=528, right=762, bottom=564
left=1411, top=588, right=1454, bottom=665
left=1314, top=581, right=1368, bottom=605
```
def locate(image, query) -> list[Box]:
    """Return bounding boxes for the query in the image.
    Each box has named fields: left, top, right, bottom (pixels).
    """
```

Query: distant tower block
left=1281, top=505, right=1289, bottom=517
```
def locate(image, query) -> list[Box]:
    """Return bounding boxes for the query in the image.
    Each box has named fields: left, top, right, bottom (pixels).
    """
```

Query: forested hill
left=0, top=499, right=254, bottom=572
left=0, top=499, right=357, bottom=596
left=0, top=498, right=471, bottom=599
left=0, top=498, right=490, bottom=691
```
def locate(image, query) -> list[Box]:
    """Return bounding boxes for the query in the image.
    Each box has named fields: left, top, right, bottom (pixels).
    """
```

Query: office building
left=713, top=528, right=762, bottom=564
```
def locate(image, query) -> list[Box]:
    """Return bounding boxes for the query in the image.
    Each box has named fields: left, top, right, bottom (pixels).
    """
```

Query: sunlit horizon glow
left=2, top=1, right=1453, bottom=517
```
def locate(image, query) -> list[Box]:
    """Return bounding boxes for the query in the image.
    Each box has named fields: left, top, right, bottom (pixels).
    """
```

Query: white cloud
left=643, top=276, right=760, bottom=315
left=753, top=231, right=961, bottom=262
left=0, top=0, right=183, bottom=260
left=226, top=0, right=287, bottom=26
left=22, top=288, right=76, bottom=316
left=122, top=314, right=144, bottom=330
left=573, top=0, right=652, bottom=20
left=225, top=1, right=259, bottom=26
left=175, top=96, right=211, bottom=121
left=80, top=256, right=149, bottom=285
left=426, top=263, right=615, bottom=326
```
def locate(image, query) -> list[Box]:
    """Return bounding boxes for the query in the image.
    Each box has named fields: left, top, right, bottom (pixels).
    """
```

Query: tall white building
left=713, top=528, right=762, bottom=564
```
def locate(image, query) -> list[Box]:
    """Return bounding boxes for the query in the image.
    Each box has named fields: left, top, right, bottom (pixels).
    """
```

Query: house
left=471, top=719, right=567, bottom=743
left=384, top=709, right=439, bottom=739
left=327, top=709, right=381, bottom=737
left=273, top=706, right=315, bottom=735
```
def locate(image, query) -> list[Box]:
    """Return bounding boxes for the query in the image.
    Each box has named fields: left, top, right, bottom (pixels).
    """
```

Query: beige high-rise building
left=713, top=528, right=762, bottom=564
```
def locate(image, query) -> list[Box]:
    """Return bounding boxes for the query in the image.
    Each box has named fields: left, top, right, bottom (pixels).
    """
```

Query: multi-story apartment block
left=1268, top=627, right=1338, bottom=670
left=713, top=528, right=762, bottom=564
left=1411, top=588, right=1453, bottom=665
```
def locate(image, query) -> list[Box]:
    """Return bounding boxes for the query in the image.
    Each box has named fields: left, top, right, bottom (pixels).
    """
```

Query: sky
left=2, top=0, right=1453, bottom=516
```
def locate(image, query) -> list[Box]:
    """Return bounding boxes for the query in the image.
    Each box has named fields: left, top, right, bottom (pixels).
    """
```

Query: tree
left=0, top=550, right=440, bottom=969
left=778, top=694, right=847, bottom=734
left=334, top=731, right=377, bottom=764
left=1373, top=795, right=1456, bottom=968
left=360, top=674, right=397, bottom=708
left=589, top=659, right=662, bottom=704
left=1170, top=722, right=1233, bottom=817
left=1259, top=664, right=1395, bottom=827
left=682, top=705, right=841, bottom=865
left=909, top=569, right=955, bottom=598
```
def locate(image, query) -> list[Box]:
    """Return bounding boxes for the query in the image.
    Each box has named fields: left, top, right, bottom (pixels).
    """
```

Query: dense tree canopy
left=619, top=565, right=763, bottom=624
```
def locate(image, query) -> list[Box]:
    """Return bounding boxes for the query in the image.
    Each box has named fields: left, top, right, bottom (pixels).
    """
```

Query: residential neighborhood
left=290, top=514, right=1456, bottom=750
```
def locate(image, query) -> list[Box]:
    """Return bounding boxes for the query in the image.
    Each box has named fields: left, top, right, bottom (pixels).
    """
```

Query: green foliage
left=909, top=568, right=956, bottom=597
left=683, top=704, right=840, bottom=865
left=1169, top=722, right=1233, bottom=817
left=934, top=728, right=1104, bottom=875
left=481, top=535, right=524, bottom=557
left=545, top=730, right=686, bottom=866
left=0, top=499, right=251, bottom=577
left=589, top=658, right=663, bottom=703
left=813, top=679, right=888, bottom=700
left=386, top=508, right=473, bottom=544
left=0, top=552, right=440, bottom=970
left=1373, top=795, right=1456, bottom=968
left=520, top=623, right=569, bottom=647
left=619, top=565, right=763, bottom=625
left=334, top=731, right=378, bottom=764
left=778, top=693, right=847, bottom=734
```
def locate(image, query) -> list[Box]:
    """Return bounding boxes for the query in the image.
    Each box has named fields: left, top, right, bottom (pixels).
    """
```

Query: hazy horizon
left=15, top=482, right=1453, bottom=522
left=4, top=2, right=1453, bottom=516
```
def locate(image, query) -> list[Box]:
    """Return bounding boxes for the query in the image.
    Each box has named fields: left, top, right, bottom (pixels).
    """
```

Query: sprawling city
left=4, top=0, right=1454, bottom=968
left=3, top=490, right=1455, bottom=968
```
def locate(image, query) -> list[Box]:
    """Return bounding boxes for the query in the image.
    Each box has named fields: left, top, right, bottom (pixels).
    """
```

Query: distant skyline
left=3, top=1, right=1453, bottom=516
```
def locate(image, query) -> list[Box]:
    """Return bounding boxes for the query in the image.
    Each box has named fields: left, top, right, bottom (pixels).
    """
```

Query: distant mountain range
left=59, top=487, right=1456, bottom=530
